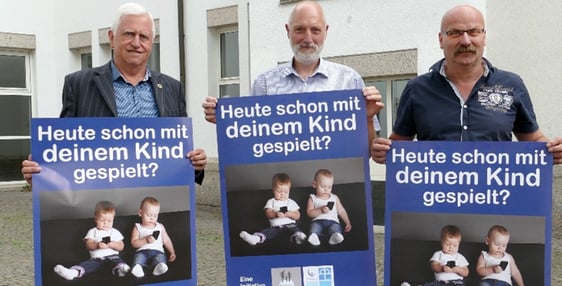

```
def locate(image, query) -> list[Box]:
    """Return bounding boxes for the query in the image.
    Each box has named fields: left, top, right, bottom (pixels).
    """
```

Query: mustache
left=299, top=43, right=319, bottom=50
left=456, top=46, right=477, bottom=53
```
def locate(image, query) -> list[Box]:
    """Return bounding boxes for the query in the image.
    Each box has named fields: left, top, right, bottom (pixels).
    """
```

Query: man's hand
left=202, top=96, right=218, bottom=124
left=21, top=154, right=41, bottom=185
left=371, top=137, right=392, bottom=164
left=547, top=136, right=562, bottom=165
left=363, top=86, right=384, bottom=118
left=187, top=148, right=207, bottom=171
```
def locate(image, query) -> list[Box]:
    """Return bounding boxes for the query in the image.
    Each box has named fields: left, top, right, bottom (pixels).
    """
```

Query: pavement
left=1, top=175, right=561, bottom=285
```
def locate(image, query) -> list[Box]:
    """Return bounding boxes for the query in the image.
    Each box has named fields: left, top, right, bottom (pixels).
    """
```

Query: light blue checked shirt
left=250, top=58, right=380, bottom=130
left=250, top=58, right=364, bottom=95
left=111, top=61, right=159, bottom=117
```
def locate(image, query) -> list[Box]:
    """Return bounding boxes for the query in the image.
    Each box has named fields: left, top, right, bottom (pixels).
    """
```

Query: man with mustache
left=371, top=4, right=562, bottom=164
left=203, top=0, right=384, bottom=146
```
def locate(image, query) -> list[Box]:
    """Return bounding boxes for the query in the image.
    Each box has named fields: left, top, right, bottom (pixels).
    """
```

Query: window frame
left=0, top=49, right=32, bottom=181
left=78, top=47, right=93, bottom=70
left=0, top=50, right=32, bottom=96
left=217, top=27, right=240, bottom=98
left=364, top=76, right=413, bottom=139
left=148, top=40, right=160, bottom=72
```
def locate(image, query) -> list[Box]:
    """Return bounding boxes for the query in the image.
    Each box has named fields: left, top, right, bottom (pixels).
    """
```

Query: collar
left=110, top=61, right=151, bottom=83
left=439, top=58, right=490, bottom=78
left=281, top=57, right=328, bottom=79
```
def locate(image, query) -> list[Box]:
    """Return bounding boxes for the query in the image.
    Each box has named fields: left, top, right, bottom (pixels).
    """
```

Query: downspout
left=177, top=0, right=186, bottom=85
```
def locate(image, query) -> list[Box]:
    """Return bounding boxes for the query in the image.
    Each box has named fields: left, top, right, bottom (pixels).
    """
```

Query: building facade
left=1, top=0, right=560, bottom=196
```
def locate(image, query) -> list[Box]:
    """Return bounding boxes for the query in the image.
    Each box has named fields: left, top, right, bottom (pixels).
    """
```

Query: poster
left=31, top=117, right=197, bottom=286
left=216, top=90, right=377, bottom=285
left=384, top=141, right=553, bottom=286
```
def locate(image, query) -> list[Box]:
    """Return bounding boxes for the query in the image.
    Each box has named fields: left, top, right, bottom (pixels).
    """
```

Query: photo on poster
left=389, top=212, right=545, bottom=285
left=224, top=158, right=370, bottom=257
left=31, top=117, right=197, bottom=286
left=38, top=186, right=193, bottom=285
left=383, top=141, right=553, bottom=286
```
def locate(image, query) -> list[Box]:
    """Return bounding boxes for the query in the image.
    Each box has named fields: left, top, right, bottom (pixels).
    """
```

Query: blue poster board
left=384, top=141, right=552, bottom=286
left=31, top=117, right=197, bottom=286
left=216, top=90, right=377, bottom=286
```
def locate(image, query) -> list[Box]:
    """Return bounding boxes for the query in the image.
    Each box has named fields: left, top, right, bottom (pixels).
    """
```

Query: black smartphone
left=327, top=201, right=334, bottom=210
left=153, top=230, right=160, bottom=240
left=446, top=260, right=456, bottom=268
left=499, top=261, right=508, bottom=270
left=279, top=206, right=288, bottom=213
left=102, top=236, right=110, bottom=244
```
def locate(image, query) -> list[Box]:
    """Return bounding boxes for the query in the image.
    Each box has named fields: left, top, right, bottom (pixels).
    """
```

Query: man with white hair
left=202, top=0, right=383, bottom=146
left=22, top=3, right=207, bottom=184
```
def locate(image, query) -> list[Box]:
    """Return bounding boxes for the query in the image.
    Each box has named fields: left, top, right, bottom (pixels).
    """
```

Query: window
left=148, top=42, right=160, bottom=72
left=207, top=6, right=240, bottom=98
left=219, top=30, right=239, bottom=98
left=325, top=49, right=416, bottom=139
left=0, top=51, right=32, bottom=181
left=0, top=54, right=27, bottom=88
left=81, top=52, right=92, bottom=70
left=364, top=78, right=410, bottom=138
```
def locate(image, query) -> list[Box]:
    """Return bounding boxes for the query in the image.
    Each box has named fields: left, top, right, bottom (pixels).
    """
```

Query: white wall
left=186, top=0, right=490, bottom=159
left=245, top=0, right=487, bottom=79
left=486, top=0, right=562, bottom=140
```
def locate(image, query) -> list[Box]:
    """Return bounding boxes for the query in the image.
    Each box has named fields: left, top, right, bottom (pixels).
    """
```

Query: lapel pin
left=157, top=83, right=163, bottom=89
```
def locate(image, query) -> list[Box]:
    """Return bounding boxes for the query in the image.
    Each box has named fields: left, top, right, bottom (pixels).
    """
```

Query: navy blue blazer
left=59, top=62, right=203, bottom=184
left=60, top=62, right=187, bottom=117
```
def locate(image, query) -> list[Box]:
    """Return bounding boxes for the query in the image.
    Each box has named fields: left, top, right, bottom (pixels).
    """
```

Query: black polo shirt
left=393, top=58, right=539, bottom=141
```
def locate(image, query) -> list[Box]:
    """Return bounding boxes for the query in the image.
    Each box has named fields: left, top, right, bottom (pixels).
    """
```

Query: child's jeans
left=133, top=249, right=167, bottom=269
left=258, top=223, right=304, bottom=242
left=479, top=279, right=511, bottom=286
left=72, top=254, right=127, bottom=277
left=423, top=280, right=465, bottom=286
left=309, top=219, right=342, bottom=237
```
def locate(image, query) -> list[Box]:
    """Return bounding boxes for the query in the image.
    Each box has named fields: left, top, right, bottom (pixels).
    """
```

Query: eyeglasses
left=443, top=28, right=486, bottom=38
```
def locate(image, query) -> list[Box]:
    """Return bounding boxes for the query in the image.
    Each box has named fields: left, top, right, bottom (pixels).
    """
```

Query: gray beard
left=292, top=44, right=323, bottom=65
left=294, top=52, right=320, bottom=65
